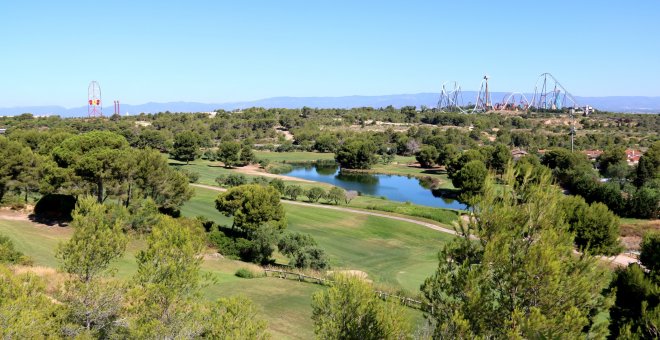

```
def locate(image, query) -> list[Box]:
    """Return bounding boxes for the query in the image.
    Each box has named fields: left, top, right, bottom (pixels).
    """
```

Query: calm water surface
left=283, top=164, right=467, bottom=210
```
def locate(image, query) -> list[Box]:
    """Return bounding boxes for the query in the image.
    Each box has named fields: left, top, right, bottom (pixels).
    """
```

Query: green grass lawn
left=1, top=187, right=443, bottom=338
left=254, top=151, right=335, bottom=163
left=182, top=186, right=453, bottom=293
left=0, top=218, right=319, bottom=339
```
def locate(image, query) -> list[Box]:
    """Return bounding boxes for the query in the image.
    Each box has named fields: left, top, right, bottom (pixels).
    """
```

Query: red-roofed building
left=625, top=149, right=642, bottom=166
left=583, top=149, right=603, bottom=161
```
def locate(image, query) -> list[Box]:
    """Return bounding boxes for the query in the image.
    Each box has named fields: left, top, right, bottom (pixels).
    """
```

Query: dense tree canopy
left=335, top=138, right=378, bottom=169
left=171, top=131, right=201, bottom=164
left=422, top=167, right=610, bottom=338
left=215, top=184, right=286, bottom=232
left=312, top=274, right=409, bottom=339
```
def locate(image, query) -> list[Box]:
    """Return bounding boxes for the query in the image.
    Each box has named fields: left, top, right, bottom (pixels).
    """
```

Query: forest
left=0, top=107, right=658, bottom=338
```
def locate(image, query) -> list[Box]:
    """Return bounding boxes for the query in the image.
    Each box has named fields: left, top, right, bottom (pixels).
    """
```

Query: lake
left=283, top=164, right=467, bottom=210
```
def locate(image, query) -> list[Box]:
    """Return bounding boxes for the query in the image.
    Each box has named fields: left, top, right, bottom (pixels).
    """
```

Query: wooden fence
left=263, top=268, right=431, bottom=312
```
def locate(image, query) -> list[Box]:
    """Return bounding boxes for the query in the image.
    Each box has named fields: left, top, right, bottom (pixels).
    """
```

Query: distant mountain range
left=1, top=92, right=659, bottom=117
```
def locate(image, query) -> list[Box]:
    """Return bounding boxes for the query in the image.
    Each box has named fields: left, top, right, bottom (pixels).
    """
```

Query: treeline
left=2, top=108, right=658, bottom=158
left=541, top=143, right=660, bottom=219
left=0, top=131, right=192, bottom=215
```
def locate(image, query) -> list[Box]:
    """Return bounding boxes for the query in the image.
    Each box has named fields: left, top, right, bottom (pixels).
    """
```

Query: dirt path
left=274, top=126, right=294, bottom=141
left=233, top=164, right=315, bottom=183
left=0, top=209, right=31, bottom=221
left=192, top=183, right=461, bottom=236
left=191, top=183, right=640, bottom=267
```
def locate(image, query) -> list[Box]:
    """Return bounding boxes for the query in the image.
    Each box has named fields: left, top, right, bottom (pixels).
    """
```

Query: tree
left=597, top=145, right=626, bottom=176
left=327, top=187, right=345, bottom=205
left=446, top=149, right=485, bottom=179
left=136, top=129, right=169, bottom=151
left=291, top=246, right=329, bottom=270
left=285, top=184, right=303, bottom=201
left=0, top=234, right=30, bottom=265
left=635, top=142, right=660, bottom=187
left=56, top=196, right=127, bottom=283
left=608, top=231, right=660, bottom=338
left=415, top=145, right=438, bottom=168
left=489, top=143, right=511, bottom=175
left=640, top=231, right=660, bottom=272
left=216, top=141, right=241, bottom=168
left=239, top=144, right=256, bottom=165
left=422, top=167, right=611, bottom=338
left=344, top=190, right=358, bottom=204
left=451, top=160, right=487, bottom=195
left=314, top=134, right=338, bottom=153
left=134, top=149, right=193, bottom=213
left=0, top=136, right=35, bottom=203
left=269, top=178, right=286, bottom=194
left=0, top=265, right=65, bottom=338
left=436, top=143, right=459, bottom=167
left=335, top=138, right=378, bottom=170
left=129, top=216, right=206, bottom=337
left=561, top=196, right=622, bottom=255
left=629, top=184, right=660, bottom=219
left=171, top=131, right=200, bottom=164
left=215, top=184, right=287, bottom=232
left=55, top=196, right=128, bottom=335
left=52, top=131, right=131, bottom=203
left=306, top=187, right=326, bottom=203
left=278, top=232, right=317, bottom=255
left=311, top=274, right=409, bottom=339
left=203, top=296, right=269, bottom=339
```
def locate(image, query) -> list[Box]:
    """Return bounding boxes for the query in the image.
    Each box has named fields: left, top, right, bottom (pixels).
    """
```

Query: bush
left=235, top=268, right=259, bottom=279
left=258, top=159, right=270, bottom=168
left=208, top=230, right=240, bottom=259
left=176, top=167, right=200, bottom=183
left=251, top=176, right=270, bottom=186
left=292, top=246, right=329, bottom=270
left=306, top=187, right=326, bottom=203
left=0, top=234, right=32, bottom=265
left=285, top=185, right=304, bottom=201
left=33, top=194, right=76, bottom=222
left=266, top=163, right=293, bottom=174
left=215, top=173, right=248, bottom=187
left=269, top=178, right=286, bottom=194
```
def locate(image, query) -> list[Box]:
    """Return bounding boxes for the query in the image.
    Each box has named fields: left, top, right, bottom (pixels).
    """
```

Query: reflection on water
left=283, top=164, right=467, bottom=210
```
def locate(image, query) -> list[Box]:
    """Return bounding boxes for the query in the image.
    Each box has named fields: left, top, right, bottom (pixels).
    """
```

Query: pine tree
left=422, top=166, right=611, bottom=338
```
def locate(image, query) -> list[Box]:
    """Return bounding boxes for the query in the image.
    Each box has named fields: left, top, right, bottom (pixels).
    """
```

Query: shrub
left=215, top=173, right=248, bottom=187
left=33, top=194, right=76, bottom=222
left=266, top=163, right=293, bottom=174
left=285, top=185, right=304, bottom=201
left=269, top=178, right=286, bottom=194
left=306, top=187, right=326, bottom=203
left=208, top=230, right=239, bottom=259
left=0, top=234, right=32, bottom=265
left=176, top=167, right=200, bottom=183
left=251, top=176, right=270, bottom=186
left=235, top=268, right=258, bottom=279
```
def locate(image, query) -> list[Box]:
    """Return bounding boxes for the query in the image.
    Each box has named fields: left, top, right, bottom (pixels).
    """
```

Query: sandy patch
left=274, top=126, right=294, bottom=141
left=0, top=209, right=30, bottom=221
left=328, top=269, right=371, bottom=282
left=233, top=164, right=316, bottom=183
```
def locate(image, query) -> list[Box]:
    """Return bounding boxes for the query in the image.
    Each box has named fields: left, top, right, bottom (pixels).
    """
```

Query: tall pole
left=570, top=108, right=575, bottom=152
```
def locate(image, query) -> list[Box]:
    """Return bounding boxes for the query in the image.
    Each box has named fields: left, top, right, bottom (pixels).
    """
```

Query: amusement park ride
left=87, top=81, right=102, bottom=117
left=436, top=72, right=584, bottom=151
left=436, top=72, right=583, bottom=114
left=87, top=81, right=121, bottom=117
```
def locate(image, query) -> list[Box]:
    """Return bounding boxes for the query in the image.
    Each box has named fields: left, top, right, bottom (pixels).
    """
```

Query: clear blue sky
left=1, top=1, right=659, bottom=107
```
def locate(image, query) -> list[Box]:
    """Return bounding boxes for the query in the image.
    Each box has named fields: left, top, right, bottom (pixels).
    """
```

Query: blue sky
left=1, top=1, right=659, bottom=107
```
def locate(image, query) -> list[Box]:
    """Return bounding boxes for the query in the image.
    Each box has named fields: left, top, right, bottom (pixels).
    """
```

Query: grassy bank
left=171, top=158, right=462, bottom=225
left=183, top=186, right=453, bottom=292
